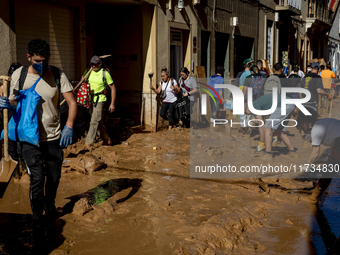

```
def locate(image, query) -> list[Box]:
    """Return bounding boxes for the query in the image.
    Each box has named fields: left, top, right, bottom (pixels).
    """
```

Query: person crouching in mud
left=150, top=67, right=179, bottom=130
left=295, top=108, right=340, bottom=201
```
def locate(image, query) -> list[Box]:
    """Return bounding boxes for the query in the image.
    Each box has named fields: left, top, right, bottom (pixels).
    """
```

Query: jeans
left=210, top=97, right=219, bottom=115
left=21, top=139, right=63, bottom=220
left=85, top=102, right=110, bottom=145
left=160, top=102, right=175, bottom=126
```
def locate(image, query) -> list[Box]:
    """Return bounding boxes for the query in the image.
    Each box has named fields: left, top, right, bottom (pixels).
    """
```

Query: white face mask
left=307, top=68, right=312, bottom=72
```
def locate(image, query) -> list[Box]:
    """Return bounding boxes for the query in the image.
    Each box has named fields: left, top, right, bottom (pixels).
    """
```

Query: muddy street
left=1, top=100, right=340, bottom=254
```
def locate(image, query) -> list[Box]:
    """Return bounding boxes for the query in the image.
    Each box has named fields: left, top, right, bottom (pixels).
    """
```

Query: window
left=266, top=20, right=273, bottom=67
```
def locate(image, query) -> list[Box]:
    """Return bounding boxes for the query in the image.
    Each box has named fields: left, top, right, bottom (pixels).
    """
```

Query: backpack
left=102, top=68, right=111, bottom=93
left=250, top=75, right=266, bottom=100
left=263, top=75, right=281, bottom=95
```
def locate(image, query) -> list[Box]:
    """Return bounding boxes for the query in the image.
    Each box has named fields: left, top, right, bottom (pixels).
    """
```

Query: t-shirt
left=311, top=118, right=340, bottom=146
left=85, top=68, right=114, bottom=103
left=235, top=71, right=245, bottom=88
left=302, top=73, right=323, bottom=103
left=321, top=70, right=335, bottom=89
left=10, top=66, right=73, bottom=142
left=160, top=79, right=178, bottom=103
left=239, top=70, right=251, bottom=87
left=252, top=93, right=282, bottom=113
left=180, top=76, right=197, bottom=102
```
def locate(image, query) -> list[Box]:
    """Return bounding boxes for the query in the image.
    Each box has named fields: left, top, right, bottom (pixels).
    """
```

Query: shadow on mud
left=62, top=178, right=142, bottom=214
left=0, top=213, right=65, bottom=255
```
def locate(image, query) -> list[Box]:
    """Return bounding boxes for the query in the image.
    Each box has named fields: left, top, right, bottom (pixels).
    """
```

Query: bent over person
left=82, top=55, right=116, bottom=145
left=0, top=39, right=77, bottom=233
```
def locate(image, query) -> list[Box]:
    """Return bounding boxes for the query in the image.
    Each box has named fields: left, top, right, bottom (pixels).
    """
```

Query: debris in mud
left=62, top=153, right=105, bottom=174
left=84, top=153, right=105, bottom=173
left=73, top=198, right=93, bottom=216
left=285, top=219, right=294, bottom=225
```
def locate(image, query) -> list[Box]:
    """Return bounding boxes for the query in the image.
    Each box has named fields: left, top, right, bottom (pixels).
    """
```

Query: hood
left=210, top=74, right=223, bottom=82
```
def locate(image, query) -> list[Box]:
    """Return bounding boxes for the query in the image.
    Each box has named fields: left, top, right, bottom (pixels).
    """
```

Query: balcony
left=306, top=4, right=332, bottom=34
left=276, top=0, right=302, bottom=15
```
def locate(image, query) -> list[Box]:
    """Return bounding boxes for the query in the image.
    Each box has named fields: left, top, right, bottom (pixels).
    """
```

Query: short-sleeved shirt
left=180, top=76, right=197, bottom=101
left=235, top=71, right=245, bottom=88
left=252, top=93, right=282, bottom=115
left=321, top=70, right=335, bottom=89
left=10, top=66, right=73, bottom=142
left=311, top=118, right=340, bottom=146
left=302, top=73, right=323, bottom=103
left=160, top=79, right=178, bottom=103
left=84, top=68, right=114, bottom=103
left=239, top=70, right=251, bottom=87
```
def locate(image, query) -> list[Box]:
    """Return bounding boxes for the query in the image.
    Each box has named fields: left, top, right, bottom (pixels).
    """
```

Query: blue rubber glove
left=60, top=126, right=73, bottom=148
left=0, top=97, right=10, bottom=109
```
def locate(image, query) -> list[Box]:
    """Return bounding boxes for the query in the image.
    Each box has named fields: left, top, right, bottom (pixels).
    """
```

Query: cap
left=243, top=58, right=253, bottom=65
left=311, top=62, right=320, bottom=68
left=90, top=55, right=101, bottom=64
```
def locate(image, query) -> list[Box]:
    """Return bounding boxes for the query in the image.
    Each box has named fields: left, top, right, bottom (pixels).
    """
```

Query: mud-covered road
left=1, top=99, right=340, bottom=255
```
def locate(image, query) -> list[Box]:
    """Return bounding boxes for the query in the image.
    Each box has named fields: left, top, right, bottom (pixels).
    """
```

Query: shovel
left=0, top=76, right=18, bottom=183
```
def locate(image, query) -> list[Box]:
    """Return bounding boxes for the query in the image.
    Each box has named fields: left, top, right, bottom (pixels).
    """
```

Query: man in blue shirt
left=208, top=66, right=225, bottom=115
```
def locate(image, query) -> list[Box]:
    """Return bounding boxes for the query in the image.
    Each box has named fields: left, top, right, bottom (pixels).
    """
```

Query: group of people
left=150, top=67, right=198, bottom=130
left=208, top=58, right=340, bottom=199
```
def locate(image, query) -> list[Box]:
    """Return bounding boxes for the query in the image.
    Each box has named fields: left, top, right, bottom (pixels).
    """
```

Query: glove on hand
left=0, top=97, right=10, bottom=109
left=60, top=126, right=73, bottom=148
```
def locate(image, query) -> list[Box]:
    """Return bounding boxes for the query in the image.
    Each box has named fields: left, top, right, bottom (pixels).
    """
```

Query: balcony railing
left=279, top=0, right=302, bottom=11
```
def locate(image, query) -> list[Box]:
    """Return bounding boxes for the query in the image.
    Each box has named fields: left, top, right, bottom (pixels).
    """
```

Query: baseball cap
left=243, top=58, right=253, bottom=65
left=90, top=55, right=101, bottom=64
left=311, top=62, right=320, bottom=68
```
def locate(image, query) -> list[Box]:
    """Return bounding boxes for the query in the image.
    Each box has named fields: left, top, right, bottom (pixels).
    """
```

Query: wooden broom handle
left=60, top=67, right=93, bottom=106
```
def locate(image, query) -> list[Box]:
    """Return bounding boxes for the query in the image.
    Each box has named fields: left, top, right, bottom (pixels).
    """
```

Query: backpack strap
left=51, top=65, right=61, bottom=95
left=103, top=68, right=107, bottom=86
left=50, top=66, right=62, bottom=106
left=19, top=66, right=29, bottom=91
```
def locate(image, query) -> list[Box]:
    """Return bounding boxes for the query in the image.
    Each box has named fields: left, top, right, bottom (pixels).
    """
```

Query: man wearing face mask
left=0, top=39, right=77, bottom=233
left=81, top=55, right=116, bottom=146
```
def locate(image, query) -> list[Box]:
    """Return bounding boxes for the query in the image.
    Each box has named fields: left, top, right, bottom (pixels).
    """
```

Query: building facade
left=0, top=0, right=338, bottom=131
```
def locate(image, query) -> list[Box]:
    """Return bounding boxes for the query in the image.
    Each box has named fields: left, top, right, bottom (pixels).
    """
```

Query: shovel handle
left=60, top=67, right=93, bottom=106
left=0, top=76, right=11, bottom=161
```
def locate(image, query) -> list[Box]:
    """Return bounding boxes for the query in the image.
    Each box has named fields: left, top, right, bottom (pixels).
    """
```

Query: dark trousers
left=160, top=102, right=175, bottom=126
left=336, top=85, right=340, bottom=96
left=21, top=139, right=63, bottom=221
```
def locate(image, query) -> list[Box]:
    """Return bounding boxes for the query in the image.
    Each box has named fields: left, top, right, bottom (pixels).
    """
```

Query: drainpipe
left=213, top=0, right=216, bottom=30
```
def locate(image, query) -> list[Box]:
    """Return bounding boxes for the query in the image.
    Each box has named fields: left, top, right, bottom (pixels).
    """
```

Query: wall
left=0, top=0, right=16, bottom=77
left=141, top=0, right=198, bottom=130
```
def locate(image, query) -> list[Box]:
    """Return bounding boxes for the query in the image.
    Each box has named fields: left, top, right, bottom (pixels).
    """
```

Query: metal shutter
left=15, top=0, right=75, bottom=80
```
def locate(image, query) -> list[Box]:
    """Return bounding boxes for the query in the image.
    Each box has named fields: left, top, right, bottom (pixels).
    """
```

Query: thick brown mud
left=1, top=99, right=340, bottom=254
